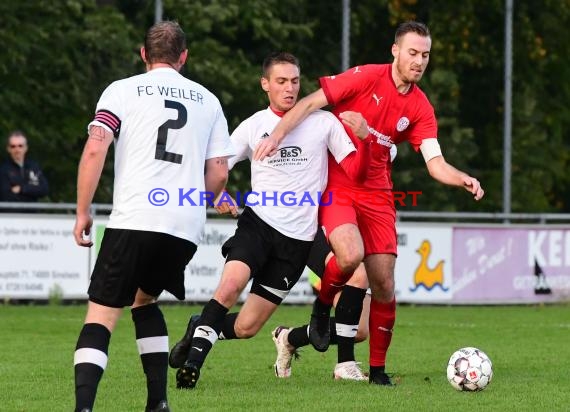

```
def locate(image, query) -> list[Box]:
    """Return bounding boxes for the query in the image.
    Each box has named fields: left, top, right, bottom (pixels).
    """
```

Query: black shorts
left=222, top=207, right=313, bottom=305
left=89, top=228, right=197, bottom=308
left=305, top=228, right=331, bottom=278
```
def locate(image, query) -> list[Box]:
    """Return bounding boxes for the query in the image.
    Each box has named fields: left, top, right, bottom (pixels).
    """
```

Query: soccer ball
left=446, top=347, right=493, bottom=391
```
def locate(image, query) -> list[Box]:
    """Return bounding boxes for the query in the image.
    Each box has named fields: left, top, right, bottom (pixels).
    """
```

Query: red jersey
left=320, top=64, right=437, bottom=190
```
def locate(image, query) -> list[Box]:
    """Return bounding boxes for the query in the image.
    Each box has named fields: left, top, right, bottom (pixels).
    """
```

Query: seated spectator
left=0, top=131, right=49, bottom=203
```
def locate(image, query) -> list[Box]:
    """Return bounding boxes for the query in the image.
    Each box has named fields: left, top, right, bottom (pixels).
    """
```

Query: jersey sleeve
left=338, top=141, right=371, bottom=183
left=205, top=103, right=235, bottom=160
left=227, top=119, right=252, bottom=170
left=319, top=65, right=374, bottom=106
left=407, top=98, right=438, bottom=152
left=325, top=114, right=356, bottom=164
left=88, top=81, right=123, bottom=138
left=324, top=113, right=370, bottom=183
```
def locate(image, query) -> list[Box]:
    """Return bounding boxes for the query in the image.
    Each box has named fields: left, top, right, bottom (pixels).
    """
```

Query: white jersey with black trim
left=229, top=107, right=356, bottom=241
left=88, top=67, right=235, bottom=244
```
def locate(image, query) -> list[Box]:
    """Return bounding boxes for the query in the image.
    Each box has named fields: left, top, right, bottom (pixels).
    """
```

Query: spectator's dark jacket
left=0, top=158, right=49, bottom=202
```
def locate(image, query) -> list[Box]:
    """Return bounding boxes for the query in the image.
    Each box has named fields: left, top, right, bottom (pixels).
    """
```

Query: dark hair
left=262, top=52, right=300, bottom=78
left=144, top=21, right=187, bottom=65
left=6, top=130, right=27, bottom=146
left=394, top=21, right=430, bottom=44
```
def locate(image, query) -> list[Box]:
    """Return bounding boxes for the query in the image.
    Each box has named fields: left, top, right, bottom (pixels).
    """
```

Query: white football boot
left=333, top=361, right=368, bottom=381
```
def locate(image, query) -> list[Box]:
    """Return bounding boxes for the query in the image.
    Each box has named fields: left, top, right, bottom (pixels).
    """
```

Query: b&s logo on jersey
left=396, top=116, right=410, bottom=132
left=267, top=146, right=308, bottom=167
left=279, top=146, right=302, bottom=158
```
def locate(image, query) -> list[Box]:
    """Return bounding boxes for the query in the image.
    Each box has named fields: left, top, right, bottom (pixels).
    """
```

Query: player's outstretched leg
left=169, top=314, right=201, bottom=368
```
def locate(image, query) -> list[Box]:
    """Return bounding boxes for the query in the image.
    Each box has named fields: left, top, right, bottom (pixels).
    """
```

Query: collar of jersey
left=149, top=67, right=178, bottom=74
left=268, top=107, right=286, bottom=117
left=389, top=74, right=415, bottom=96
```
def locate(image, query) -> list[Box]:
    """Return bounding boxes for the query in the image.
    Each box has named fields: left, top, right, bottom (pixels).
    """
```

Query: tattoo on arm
left=88, top=126, right=107, bottom=142
left=216, top=157, right=228, bottom=165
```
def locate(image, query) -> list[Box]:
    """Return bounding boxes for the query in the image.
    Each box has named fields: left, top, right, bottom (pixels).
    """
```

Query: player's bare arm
left=205, top=156, right=230, bottom=200
left=213, top=190, right=239, bottom=217
left=73, top=125, right=114, bottom=247
left=253, top=89, right=329, bottom=161
left=425, top=156, right=485, bottom=201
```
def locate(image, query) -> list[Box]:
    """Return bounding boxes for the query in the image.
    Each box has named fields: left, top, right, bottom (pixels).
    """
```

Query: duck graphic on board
left=409, top=240, right=449, bottom=292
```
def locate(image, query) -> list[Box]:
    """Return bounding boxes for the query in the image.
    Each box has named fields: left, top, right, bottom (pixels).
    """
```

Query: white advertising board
left=394, top=224, right=453, bottom=303
left=0, top=214, right=89, bottom=299
left=2, top=214, right=565, bottom=305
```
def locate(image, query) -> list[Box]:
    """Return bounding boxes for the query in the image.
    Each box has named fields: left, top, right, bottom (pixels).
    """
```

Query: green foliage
left=394, top=67, right=480, bottom=211
left=159, top=0, right=318, bottom=129
left=1, top=0, right=569, bottom=212
left=0, top=0, right=138, bottom=202
left=510, top=0, right=570, bottom=211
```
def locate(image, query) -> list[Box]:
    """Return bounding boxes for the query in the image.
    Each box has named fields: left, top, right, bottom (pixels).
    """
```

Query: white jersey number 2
left=156, top=99, right=186, bottom=164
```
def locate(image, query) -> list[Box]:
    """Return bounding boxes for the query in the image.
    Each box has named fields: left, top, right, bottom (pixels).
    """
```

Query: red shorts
left=319, top=186, right=397, bottom=256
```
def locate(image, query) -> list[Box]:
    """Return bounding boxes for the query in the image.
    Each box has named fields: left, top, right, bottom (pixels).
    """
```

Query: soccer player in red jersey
left=254, top=21, right=484, bottom=385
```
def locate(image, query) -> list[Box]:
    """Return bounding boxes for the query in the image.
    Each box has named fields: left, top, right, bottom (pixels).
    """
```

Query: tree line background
left=0, top=0, right=568, bottom=212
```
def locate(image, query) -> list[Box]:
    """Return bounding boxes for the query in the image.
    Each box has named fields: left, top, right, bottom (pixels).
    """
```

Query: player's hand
left=463, top=176, right=485, bottom=201
left=214, top=191, right=239, bottom=217
left=253, top=134, right=279, bottom=161
left=73, top=212, right=94, bottom=247
left=339, top=111, right=369, bottom=140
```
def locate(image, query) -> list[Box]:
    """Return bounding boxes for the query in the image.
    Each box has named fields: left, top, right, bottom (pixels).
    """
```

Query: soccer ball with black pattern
left=446, top=347, right=493, bottom=391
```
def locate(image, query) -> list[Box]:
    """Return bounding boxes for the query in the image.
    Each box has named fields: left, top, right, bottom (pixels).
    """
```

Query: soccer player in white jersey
left=272, top=140, right=396, bottom=382
left=169, top=52, right=374, bottom=389
left=71, top=21, right=234, bottom=412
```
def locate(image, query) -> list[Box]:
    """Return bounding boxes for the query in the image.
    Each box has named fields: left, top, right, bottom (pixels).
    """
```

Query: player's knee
left=234, top=322, right=260, bottom=339
left=369, top=285, right=394, bottom=302
left=371, top=290, right=395, bottom=302
left=383, top=277, right=395, bottom=294
left=369, top=278, right=394, bottom=297
left=336, top=251, right=363, bottom=273
left=215, top=279, right=244, bottom=305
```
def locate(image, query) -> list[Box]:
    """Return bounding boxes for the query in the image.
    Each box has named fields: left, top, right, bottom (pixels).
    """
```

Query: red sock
left=369, top=298, right=396, bottom=367
left=318, top=256, right=352, bottom=306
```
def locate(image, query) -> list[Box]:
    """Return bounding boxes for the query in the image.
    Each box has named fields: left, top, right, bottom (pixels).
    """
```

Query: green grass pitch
left=1, top=303, right=569, bottom=411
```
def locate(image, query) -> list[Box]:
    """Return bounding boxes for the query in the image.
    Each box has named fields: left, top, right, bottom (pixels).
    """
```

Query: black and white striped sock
left=74, top=323, right=110, bottom=412
left=132, top=303, right=168, bottom=410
